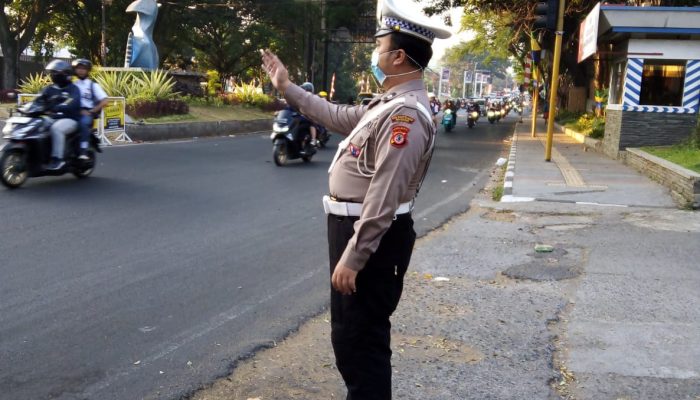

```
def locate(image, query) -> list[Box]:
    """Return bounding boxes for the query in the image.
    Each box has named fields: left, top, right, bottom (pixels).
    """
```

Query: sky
left=405, top=1, right=474, bottom=66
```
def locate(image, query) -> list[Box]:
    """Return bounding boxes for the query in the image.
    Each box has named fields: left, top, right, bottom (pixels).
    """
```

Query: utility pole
left=321, top=0, right=329, bottom=92
left=544, top=0, right=565, bottom=161
left=101, top=0, right=107, bottom=65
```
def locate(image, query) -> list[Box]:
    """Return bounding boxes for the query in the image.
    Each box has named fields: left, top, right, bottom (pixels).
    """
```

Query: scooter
left=467, top=107, right=479, bottom=128
left=487, top=108, right=498, bottom=124
left=441, top=109, right=456, bottom=132
left=1, top=98, right=101, bottom=189
left=315, top=124, right=331, bottom=148
left=270, top=108, right=316, bottom=166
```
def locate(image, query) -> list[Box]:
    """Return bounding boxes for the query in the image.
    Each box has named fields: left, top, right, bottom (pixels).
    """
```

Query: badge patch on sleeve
left=348, top=143, right=361, bottom=157
left=390, top=126, right=409, bottom=147
left=391, top=115, right=415, bottom=124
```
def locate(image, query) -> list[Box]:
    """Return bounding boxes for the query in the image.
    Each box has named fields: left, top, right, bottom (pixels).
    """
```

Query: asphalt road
left=0, top=112, right=515, bottom=400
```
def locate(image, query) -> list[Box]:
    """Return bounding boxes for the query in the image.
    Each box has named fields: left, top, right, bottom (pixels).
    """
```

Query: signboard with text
left=578, top=2, right=600, bottom=63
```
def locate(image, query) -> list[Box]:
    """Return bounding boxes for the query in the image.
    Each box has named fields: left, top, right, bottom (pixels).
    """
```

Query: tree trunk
left=1, top=40, right=19, bottom=90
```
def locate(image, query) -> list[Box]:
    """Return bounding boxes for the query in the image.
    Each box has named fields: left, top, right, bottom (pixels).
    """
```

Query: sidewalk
left=192, top=116, right=700, bottom=400
left=503, top=118, right=677, bottom=208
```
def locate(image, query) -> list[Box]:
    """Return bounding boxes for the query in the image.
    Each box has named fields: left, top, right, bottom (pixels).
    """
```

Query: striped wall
left=683, top=60, right=700, bottom=110
left=623, top=58, right=643, bottom=106
left=622, top=58, right=700, bottom=113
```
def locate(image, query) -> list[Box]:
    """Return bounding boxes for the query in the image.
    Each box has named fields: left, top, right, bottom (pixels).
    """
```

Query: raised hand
left=260, top=49, right=291, bottom=93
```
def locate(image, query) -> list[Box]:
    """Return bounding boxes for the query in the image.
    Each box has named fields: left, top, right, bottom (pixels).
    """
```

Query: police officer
left=262, top=0, right=450, bottom=397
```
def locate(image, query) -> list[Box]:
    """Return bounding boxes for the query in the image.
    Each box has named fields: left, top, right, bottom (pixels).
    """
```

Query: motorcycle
left=467, top=107, right=479, bottom=128
left=315, top=124, right=331, bottom=148
left=1, top=98, right=101, bottom=189
left=487, top=108, right=498, bottom=124
left=270, top=108, right=316, bottom=166
left=441, top=109, right=456, bottom=132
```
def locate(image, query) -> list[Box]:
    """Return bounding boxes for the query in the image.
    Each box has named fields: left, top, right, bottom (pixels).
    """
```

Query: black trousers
left=328, top=213, right=416, bottom=400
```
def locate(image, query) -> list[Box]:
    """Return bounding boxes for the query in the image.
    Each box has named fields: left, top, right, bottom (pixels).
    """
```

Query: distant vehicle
left=357, top=92, right=377, bottom=106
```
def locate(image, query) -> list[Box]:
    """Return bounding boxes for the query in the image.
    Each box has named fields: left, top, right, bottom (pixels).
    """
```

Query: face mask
left=371, top=49, right=423, bottom=87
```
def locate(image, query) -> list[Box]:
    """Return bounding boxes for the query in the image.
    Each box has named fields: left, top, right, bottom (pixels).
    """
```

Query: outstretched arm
left=261, top=50, right=364, bottom=136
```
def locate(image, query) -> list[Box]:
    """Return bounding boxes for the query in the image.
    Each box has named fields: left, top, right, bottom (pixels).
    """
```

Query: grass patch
left=642, top=145, right=700, bottom=173
left=141, top=105, right=272, bottom=123
left=492, top=164, right=508, bottom=201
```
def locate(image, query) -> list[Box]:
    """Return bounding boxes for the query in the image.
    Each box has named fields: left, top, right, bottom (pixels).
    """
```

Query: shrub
left=133, top=70, right=177, bottom=100
left=206, top=70, right=222, bottom=97
left=126, top=99, right=189, bottom=119
left=19, top=73, right=52, bottom=94
left=566, top=113, right=605, bottom=138
left=93, top=69, right=176, bottom=100
left=555, top=109, right=582, bottom=125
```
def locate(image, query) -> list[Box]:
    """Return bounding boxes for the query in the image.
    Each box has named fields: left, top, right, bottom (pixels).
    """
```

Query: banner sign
left=441, top=68, right=451, bottom=81
left=578, top=2, right=600, bottom=63
left=465, top=70, right=473, bottom=83
left=103, top=97, right=126, bottom=132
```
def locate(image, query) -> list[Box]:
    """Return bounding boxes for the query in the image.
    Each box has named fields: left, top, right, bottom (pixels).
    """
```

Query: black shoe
left=47, top=158, right=65, bottom=170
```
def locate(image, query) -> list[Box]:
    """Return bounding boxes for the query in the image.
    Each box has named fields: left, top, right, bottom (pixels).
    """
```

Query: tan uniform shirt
left=284, top=80, right=435, bottom=271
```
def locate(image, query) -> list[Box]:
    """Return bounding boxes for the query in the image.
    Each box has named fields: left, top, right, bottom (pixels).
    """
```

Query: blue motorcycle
left=441, top=109, right=456, bottom=132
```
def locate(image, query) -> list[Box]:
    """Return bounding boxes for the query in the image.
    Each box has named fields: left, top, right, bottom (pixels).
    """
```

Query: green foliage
left=18, top=73, right=52, bottom=94
left=132, top=70, right=177, bottom=100
left=232, top=81, right=273, bottom=108
left=93, top=70, right=136, bottom=98
left=555, top=110, right=583, bottom=125
left=643, top=146, right=700, bottom=174
left=561, top=112, right=605, bottom=138
left=92, top=69, right=177, bottom=105
left=206, top=70, right=222, bottom=97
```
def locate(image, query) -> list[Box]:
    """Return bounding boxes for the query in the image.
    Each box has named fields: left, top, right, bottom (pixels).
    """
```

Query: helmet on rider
left=72, top=58, right=92, bottom=80
left=45, top=59, right=73, bottom=87
left=71, top=58, right=92, bottom=71
left=300, top=82, right=314, bottom=93
left=318, top=91, right=328, bottom=99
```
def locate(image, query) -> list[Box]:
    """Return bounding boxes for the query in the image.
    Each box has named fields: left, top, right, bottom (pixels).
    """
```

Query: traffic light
left=534, top=0, right=559, bottom=31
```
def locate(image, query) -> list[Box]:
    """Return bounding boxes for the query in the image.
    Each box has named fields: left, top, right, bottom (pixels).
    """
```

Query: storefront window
left=639, top=60, right=685, bottom=107
left=609, top=61, right=626, bottom=105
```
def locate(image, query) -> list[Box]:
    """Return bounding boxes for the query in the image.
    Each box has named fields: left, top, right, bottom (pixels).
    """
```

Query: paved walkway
left=503, top=117, right=677, bottom=208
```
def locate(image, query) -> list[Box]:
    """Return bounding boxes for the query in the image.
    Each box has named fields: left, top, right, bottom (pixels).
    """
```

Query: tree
left=0, top=0, right=54, bottom=89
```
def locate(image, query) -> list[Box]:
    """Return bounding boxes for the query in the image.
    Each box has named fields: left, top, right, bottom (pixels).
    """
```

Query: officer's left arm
left=337, top=106, right=428, bottom=272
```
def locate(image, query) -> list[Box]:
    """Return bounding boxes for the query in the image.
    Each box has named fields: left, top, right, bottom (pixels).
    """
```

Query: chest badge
left=390, top=126, right=409, bottom=148
left=391, top=115, right=415, bottom=124
left=348, top=143, right=361, bottom=157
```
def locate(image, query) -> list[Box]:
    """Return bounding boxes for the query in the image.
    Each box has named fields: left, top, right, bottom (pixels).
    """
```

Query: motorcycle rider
left=37, top=60, right=82, bottom=170
left=299, top=82, right=319, bottom=147
left=72, top=58, right=108, bottom=160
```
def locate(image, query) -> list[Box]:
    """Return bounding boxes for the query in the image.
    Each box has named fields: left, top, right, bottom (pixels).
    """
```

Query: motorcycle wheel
left=468, top=121, right=474, bottom=128
left=489, top=119, right=495, bottom=124
left=1, top=149, right=28, bottom=189
left=273, top=141, right=287, bottom=166
left=73, top=148, right=96, bottom=179
left=444, top=124, right=453, bottom=132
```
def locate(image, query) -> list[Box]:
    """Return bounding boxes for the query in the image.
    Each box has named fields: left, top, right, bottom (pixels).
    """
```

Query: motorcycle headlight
left=471, top=112, right=478, bottom=118
left=444, top=109, right=452, bottom=115
left=487, top=111, right=494, bottom=117
left=9, top=124, right=36, bottom=138
left=273, top=123, right=289, bottom=133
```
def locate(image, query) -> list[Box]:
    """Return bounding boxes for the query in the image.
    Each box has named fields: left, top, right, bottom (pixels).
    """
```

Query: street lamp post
left=101, top=0, right=112, bottom=66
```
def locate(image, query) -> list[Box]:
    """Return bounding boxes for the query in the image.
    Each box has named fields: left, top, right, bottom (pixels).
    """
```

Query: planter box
left=554, top=122, right=604, bottom=152
left=625, top=148, right=700, bottom=209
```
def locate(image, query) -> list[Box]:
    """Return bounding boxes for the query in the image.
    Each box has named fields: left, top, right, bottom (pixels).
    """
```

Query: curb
left=125, top=119, right=270, bottom=142
left=501, top=131, right=535, bottom=203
